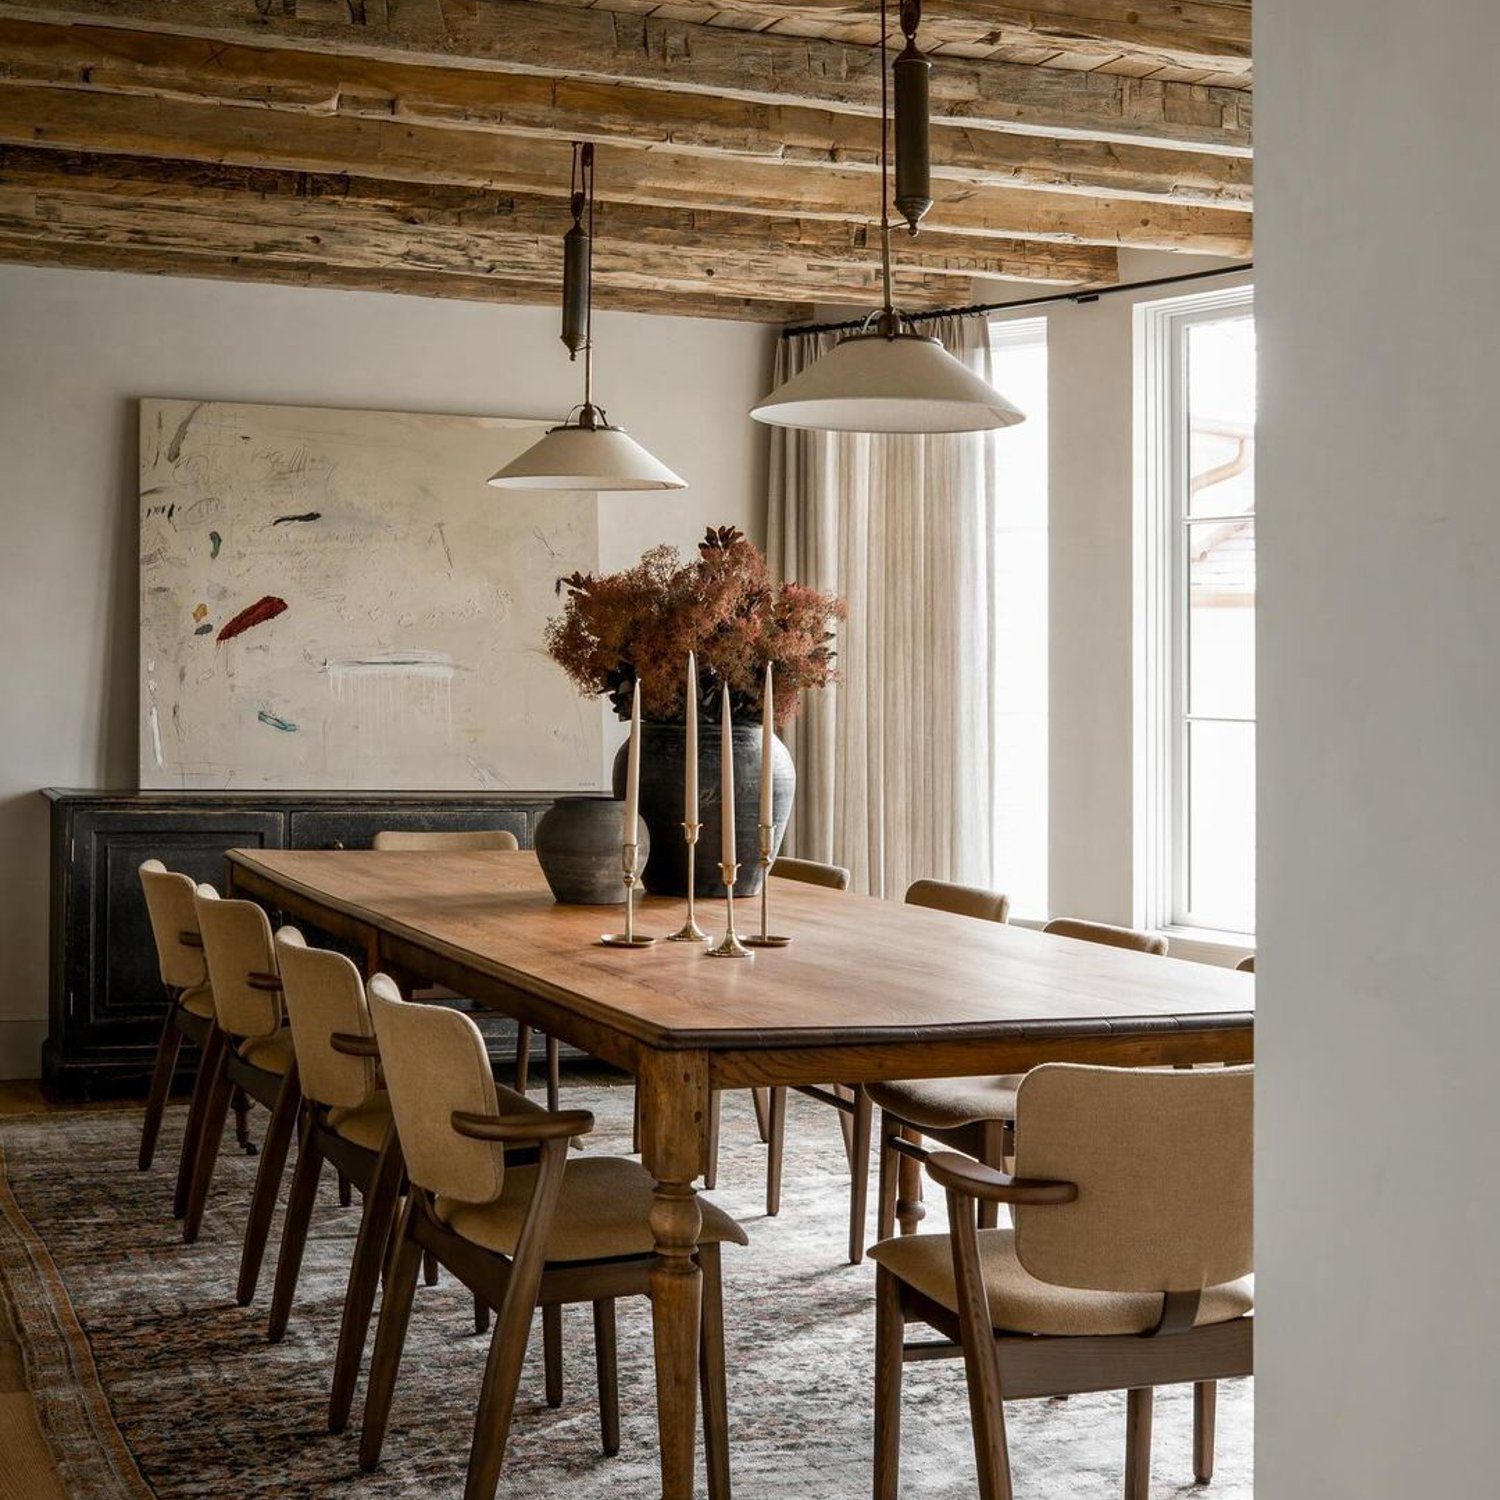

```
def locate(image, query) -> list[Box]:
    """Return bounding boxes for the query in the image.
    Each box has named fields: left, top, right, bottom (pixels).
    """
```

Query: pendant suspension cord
left=581, top=142, right=597, bottom=422
left=879, top=0, right=895, bottom=327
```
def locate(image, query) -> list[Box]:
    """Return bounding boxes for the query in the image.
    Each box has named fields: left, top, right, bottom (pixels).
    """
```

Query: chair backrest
left=275, top=928, right=378, bottom=1110
left=138, top=859, right=208, bottom=991
left=1013, top=1064, right=1253, bottom=1295
left=372, top=829, right=520, bottom=852
left=905, top=879, right=1011, bottom=924
left=1236, top=954, right=1255, bottom=973
left=193, top=885, right=282, bottom=1040
left=1041, top=916, right=1168, bottom=956
left=771, top=856, right=851, bottom=892
left=366, top=974, right=505, bottom=1205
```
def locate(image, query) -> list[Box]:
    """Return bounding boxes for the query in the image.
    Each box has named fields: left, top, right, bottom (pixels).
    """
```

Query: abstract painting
left=138, top=399, right=602, bottom=790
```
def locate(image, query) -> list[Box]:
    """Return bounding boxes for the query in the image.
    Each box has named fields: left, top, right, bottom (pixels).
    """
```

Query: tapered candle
left=759, top=662, right=775, bottom=827
left=624, top=678, right=642, bottom=848
left=685, top=652, right=699, bottom=824
left=720, top=682, right=736, bottom=867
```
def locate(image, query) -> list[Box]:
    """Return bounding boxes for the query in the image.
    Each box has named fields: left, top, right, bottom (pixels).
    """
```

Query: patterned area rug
left=0, top=1080, right=1251, bottom=1498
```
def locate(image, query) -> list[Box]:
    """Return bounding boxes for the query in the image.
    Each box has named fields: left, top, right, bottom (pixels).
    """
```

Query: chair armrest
left=926, top=1150, right=1078, bottom=1206
left=330, top=1031, right=380, bottom=1059
left=178, top=930, right=204, bottom=949
left=246, top=971, right=283, bottom=993
left=451, top=1108, right=595, bottom=1144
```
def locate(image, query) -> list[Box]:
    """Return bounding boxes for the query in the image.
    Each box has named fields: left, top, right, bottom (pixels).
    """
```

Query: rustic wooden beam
left=0, top=1, right=1253, bottom=153
left=0, top=146, right=1121, bottom=285
left=0, top=20, right=1252, bottom=207
left=0, top=229, right=813, bottom=322
left=622, top=2, right=1253, bottom=76
left=0, top=86, right=1253, bottom=253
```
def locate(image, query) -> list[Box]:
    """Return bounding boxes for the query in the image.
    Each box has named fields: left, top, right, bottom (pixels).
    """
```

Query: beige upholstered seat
left=871, top=1064, right=1254, bottom=1500
left=438, top=1156, right=747, bottom=1265
left=180, top=986, right=216, bottom=1019
left=771, top=856, right=852, bottom=891
left=871, top=1228, right=1252, bottom=1338
left=372, top=828, right=520, bottom=851
left=904, top=879, right=1011, bottom=925
left=238, top=1028, right=296, bottom=1074
left=866, top=1074, right=1025, bottom=1131
left=326, top=1095, right=394, bottom=1153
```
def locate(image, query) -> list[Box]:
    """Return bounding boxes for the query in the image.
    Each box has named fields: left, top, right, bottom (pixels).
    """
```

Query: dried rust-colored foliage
left=546, top=526, right=845, bottom=724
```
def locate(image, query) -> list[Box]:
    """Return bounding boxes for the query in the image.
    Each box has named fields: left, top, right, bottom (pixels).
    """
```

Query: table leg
left=897, top=1126, right=926, bottom=1235
left=638, top=1051, right=710, bottom=1500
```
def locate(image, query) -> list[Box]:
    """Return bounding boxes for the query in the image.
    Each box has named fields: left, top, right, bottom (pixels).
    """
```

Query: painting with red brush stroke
left=216, top=595, right=288, bottom=643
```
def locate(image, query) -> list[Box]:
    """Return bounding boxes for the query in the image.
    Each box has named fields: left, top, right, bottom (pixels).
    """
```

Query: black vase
left=533, top=795, right=649, bottom=905
left=611, top=721, right=795, bottom=898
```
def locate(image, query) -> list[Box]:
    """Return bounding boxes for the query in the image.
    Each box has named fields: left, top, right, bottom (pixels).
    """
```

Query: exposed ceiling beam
left=0, top=228, right=812, bottom=320
left=0, top=85, right=1254, bottom=253
left=607, top=1, right=1253, bottom=76
left=0, top=146, right=1121, bottom=285
left=0, top=19, right=1252, bottom=206
left=0, top=1, right=1253, bottom=153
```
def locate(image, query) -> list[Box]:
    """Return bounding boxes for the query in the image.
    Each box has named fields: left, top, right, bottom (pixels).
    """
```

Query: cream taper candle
left=685, top=652, right=699, bottom=825
left=720, top=682, right=736, bottom=867
left=624, top=677, right=642, bottom=848
left=759, top=662, right=775, bottom=827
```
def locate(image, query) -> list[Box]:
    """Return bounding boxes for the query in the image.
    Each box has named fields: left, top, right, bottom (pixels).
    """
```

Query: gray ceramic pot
left=533, top=795, right=649, bottom=905
left=611, top=720, right=795, bottom=898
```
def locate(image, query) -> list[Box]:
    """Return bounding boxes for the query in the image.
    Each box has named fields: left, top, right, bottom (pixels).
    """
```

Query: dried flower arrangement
left=546, top=526, right=845, bottom=725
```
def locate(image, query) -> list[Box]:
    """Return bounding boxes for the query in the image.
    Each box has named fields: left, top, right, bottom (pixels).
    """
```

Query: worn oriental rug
left=0, top=1081, right=1251, bottom=1498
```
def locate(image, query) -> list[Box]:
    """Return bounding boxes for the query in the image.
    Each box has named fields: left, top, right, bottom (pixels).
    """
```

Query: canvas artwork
left=138, top=399, right=603, bottom=790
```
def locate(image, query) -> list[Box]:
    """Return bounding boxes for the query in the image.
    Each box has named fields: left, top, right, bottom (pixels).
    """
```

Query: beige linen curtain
left=767, top=314, right=999, bottom=897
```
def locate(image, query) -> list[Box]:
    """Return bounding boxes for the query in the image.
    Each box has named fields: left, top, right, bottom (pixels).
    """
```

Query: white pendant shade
left=487, top=421, right=686, bottom=492
left=751, top=331, right=1026, bottom=434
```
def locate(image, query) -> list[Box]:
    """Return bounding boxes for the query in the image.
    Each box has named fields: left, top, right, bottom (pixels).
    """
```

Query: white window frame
left=1136, top=284, right=1255, bottom=940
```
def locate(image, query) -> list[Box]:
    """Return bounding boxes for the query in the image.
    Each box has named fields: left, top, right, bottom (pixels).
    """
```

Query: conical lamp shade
left=488, top=421, right=686, bottom=491
left=751, top=331, right=1025, bottom=434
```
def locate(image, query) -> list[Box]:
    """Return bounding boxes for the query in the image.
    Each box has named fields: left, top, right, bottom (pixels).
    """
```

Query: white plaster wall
left=0, top=263, right=774, bottom=1077
left=1256, top=2, right=1500, bottom=1492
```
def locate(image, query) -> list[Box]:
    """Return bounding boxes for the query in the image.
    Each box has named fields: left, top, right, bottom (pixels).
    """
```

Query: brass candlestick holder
left=745, top=823, right=792, bottom=947
left=667, top=822, right=711, bottom=943
left=599, top=842, right=657, bottom=948
left=708, top=860, right=752, bottom=958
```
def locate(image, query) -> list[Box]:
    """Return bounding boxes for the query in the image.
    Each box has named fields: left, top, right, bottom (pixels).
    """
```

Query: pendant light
left=750, top=0, right=1024, bottom=435
left=489, top=142, right=686, bottom=491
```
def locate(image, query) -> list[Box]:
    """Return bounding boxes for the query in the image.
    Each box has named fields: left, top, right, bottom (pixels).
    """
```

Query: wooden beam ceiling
left=0, top=1, right=1251, bottom=321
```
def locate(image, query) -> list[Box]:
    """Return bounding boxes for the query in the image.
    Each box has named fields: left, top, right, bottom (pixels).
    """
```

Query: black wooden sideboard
left=42, top=789, right=563, bottom=1099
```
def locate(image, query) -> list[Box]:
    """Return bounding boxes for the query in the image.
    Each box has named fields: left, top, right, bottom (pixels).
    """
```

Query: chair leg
left=543, top=1303, right=564, bottom=1409
left=175, top=1026, right=223, bottom=1220
left=593, top=1298, right=620, bottom=1457
left=545, top=1034, right=561, bottom=1112
left=513, top=1023, right=533, bottom=1094
left=948, top=1193, right=1013, bottom=1500
left=698, top=1243, right=731, bottom=1500
left=423, top=1247, right=440, bottom=1287
left=236, top=1063, right=302, bottom=1307
left=873, top=1267, right=905, bottom=1500
left=704, top=1090, right=722, bottom=1191
left=834, top=1084, right=857, bottom=1169
left=231, top=1086, right=257, bottom=1156
left=876, top=1111, right=900, bottom=1244
left=338, top=1169, right=353, bottom=1208
left=632, top=1083, right=642, bottom=1155
left=474, top=1294, right=491, bottom=1336
left=848, top=1087, right=872, bottom=1265
left=358, top=1197, right=425, bottom=1472
left=1193, top=1380, right=1217, bottom=1484
left=182, top=1040, right=233, bottom=1245
left=977, top=1120, right=1007, bottom=1232
left=896, top=1126, right=926, bottom=1236
left=267, top=1109, right=323, bottom=1343
left=765, top=1087, right=786, bottom=1217
left=1126, top=1387, right=1154, bottom=1500
left=138, top=1006, right=183, bottom=1172
left=329, top=1136, right=403, bottom=1435
left=750, top=1087, right=771, bottom=1143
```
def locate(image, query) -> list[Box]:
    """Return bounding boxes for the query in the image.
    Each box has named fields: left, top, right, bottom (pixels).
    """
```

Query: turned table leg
left=638, top=1051, right=710, bottom=1500
left=896, top=1126, right=927, bottom=1235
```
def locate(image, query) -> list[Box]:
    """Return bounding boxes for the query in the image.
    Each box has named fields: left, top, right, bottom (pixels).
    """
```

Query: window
left=989, top=317, right=1049, bottom=919
left=1138, top=289, right=1255, bottom=934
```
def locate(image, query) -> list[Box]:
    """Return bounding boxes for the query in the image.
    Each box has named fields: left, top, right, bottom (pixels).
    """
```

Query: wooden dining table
left=225, top=846, right=1254, bottom=1499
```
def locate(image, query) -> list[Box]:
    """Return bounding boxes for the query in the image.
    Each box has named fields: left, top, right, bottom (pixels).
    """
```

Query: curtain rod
left=780, top=260, right=1254, bottom=339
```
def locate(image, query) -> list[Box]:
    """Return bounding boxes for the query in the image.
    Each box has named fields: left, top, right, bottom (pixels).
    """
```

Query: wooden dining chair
left=136, top=861, right=218, bottom=1215
left=183, top=885, right=301, bottom=1312
left=871, top=1063, right=1253, bottom=1500
left=1236, top=954, right=1255, bottom=973
left=770, top=855, right=852, bottom=891
left=871, top=915, right=1168, bottom=1244
left=372, top=828, right=560, bottom=1110
left=358, top=976, right=747, bottom=1500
